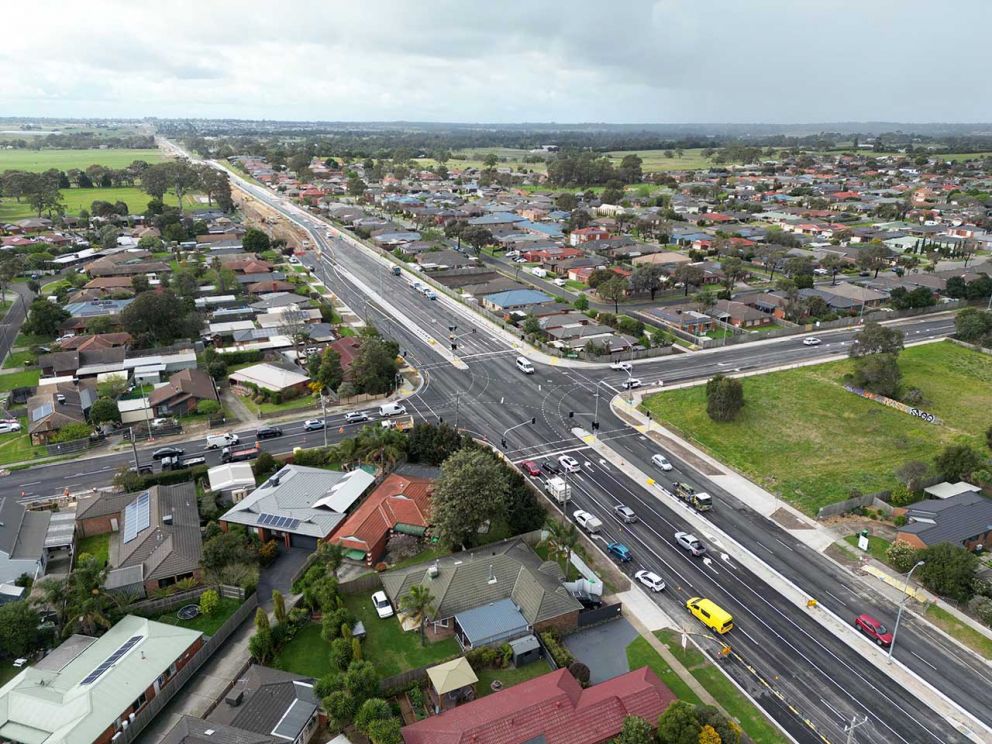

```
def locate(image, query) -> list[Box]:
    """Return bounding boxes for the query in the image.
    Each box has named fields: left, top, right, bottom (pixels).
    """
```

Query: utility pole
left=320, top=395, right=328, bottom=448
left=129, top=426, right=139, bottom=470
left=844, top=714, right=868, bottom=744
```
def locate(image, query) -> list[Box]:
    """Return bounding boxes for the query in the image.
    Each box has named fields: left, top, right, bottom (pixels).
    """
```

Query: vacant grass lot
left=76, top=533, right=110, bottom=566
left=0, top=187, right=206, bottom=221
left=605, top=148, right=713, bottom=171
left=342, top=593, right=460, bottom=678
left=0, top=148, right=163, bottom=172
left=641, top=341, right=991, bottom=515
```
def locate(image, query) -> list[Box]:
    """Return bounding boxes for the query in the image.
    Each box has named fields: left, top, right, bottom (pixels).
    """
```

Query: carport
left=454, top=598, right=530, bottom=650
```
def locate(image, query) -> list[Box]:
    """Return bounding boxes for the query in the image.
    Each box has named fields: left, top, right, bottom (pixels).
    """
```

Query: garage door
left=290, top=533, right=318, bottom=550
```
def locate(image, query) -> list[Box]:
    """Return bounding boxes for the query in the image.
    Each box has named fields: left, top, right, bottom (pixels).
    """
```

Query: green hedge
left=539, top=630, right=574, bottom=668
left=218, top=349, right=264, bottom=365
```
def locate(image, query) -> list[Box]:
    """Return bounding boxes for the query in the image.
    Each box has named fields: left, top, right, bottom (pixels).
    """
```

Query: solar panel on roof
left=80, top=635, right=143, bottom=685
left=31, top=403, right=54, bottom=422
left=122, top=491, right=151, bottom=544
left=284, top=518, right=300, bottom=531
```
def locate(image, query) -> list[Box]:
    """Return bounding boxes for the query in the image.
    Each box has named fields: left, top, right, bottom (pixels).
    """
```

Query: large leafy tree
left=242, top=227, right=271, bottom=253
left=597, top=276, right=628, bottom=314
left=406, top=423, right=466, bottom=465
left=431, top=448, right=510, bottom=548
left=672, top=264, right=705, bottom=297
left=613, top=716, right=655, bottom=744
left=918, top=543, right=978, bottom=603
left=849, top=322, right=904, bottom=358
left=350, top=337, right=400, bottom=395
left=656, top=700, right=701, bottom=744
left=630, top=264, right=666, bottom=300
left=0, top=601, right=42, bottom=660
left=23, top=298, right=70, bottom=337
left=934, top=444, right=984, bottom=482
left=705, top=374, right=744, bottom=422
left=120, top=288, right=200, bottom=347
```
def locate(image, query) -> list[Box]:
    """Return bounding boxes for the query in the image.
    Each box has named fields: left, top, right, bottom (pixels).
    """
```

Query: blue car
left=607, top=542, right=632, bottom=562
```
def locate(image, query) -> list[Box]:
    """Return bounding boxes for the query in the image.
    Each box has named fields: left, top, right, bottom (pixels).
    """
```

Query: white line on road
left=825, top=590, right=844, bottom=604
left=754, top=541, right=774, bottom=554
left=911, top=652, right=937, bottom=671
left=819, top=697, right=847, bottom=722
left=736, top=627, right=760, bottom=646
left=19, top=481, right=40, bottom=487
left=773, top=537, right=794, bottom=551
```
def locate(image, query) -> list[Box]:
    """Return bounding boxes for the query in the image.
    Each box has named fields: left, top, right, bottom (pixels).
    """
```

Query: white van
left=206, top=432, right=239, bottom=449
left=531, top=267, right=548, bottom=278
left=378, top=402, right=407, bottom=417
left=516, top=357, right=535, bottom=374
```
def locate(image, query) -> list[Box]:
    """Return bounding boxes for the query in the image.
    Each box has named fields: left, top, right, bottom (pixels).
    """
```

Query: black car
left=151, top=446, right=184, bottom=460
left=541, top=461, right=561, bottom=475
left=256, top=426, right=283, bottom=440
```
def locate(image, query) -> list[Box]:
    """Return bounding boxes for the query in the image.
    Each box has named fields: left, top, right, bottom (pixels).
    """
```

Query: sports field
left=0, top=148, right=163, bottom=172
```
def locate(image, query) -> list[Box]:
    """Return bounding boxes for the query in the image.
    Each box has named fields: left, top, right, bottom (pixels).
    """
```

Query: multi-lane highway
left=9, top=145, right=982, bottom=743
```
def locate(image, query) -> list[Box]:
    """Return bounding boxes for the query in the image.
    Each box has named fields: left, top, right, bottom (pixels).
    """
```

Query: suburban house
left=711, top=299, right=774, bottom=328
left=220, top=465, right=376, bottom=550
left=330, top=468, right=434, bottom=565
left=0, top=614, right=203, bottom=744
left=76, top=485, right=204, bottom=596
left=228, top=363, right=311, bottom=396
left=401, top=667, right=675, bottom=744
left=380, top=537, right=584, bottom=643
left=0, top=496, right=54, bottom=585
left=631, top=251, right=691, bottom=269
left=204, top=665, right=320, bottom=744
left=568, top=226, right=611, bottom=246
left=649, top=307, right=715, bottom=335
left=895, top=489, right=992, bottom=550
left=482, top=289, right=554, bottom=313
left=799, top=283, right=888, bottom=312
left=160, top=716, right=280, bottom=744
left=147, top=368, right=219, bottom=416
left=27, top=383, right=94, bottom=445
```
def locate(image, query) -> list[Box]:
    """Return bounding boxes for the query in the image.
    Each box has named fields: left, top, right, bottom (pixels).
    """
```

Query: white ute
left=573, top=510, right=603, bottom=533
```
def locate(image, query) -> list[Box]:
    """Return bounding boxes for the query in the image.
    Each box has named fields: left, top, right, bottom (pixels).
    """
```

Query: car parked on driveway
left=635, top=570, right=666, bottom=592
left=303, top=419, right=325, bottom=431
left=854, top=613, right=893, bottom=646
left=521, top=460, right=542, bottom=477
left=558, top=455, right=580, bottom=473
left=152, top=446, right=184, bottom=460
left=651, top=453, right=673, bottom=471
left=372, top=591, right=394, bottom=619
left=607, top=542, right=632, bottom=562
left=675, top=531, right=707, bottom=556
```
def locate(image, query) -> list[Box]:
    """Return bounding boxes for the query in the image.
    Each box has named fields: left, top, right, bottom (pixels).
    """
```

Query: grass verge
left=924, top=605, right=992, bottom=660
left=842, top=533, right=892, bottom=564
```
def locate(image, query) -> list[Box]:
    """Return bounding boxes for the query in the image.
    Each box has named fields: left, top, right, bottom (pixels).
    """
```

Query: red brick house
left=330, top=471, right=432, bottom=564
left=401, top=667, right=675, bottom=744
left=569, top=226, right=611, bottom=246
left=148, top=368, right=218, bottom=416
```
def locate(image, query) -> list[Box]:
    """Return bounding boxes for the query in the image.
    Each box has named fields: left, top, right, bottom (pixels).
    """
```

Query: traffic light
left=438, top=417, right=443, bottom=424
left=568, top=411, right=574, bottom=418
left=531, top=418, right=536, bottom=425
left=592, top=420, right=600, bottom=431
left=501, top=438, right=507, bottom=449
left=450, top=343, right=457, bottom=350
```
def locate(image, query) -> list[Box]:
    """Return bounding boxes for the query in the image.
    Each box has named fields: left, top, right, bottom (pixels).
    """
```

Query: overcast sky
left=3, top=0, right=990, bottom=123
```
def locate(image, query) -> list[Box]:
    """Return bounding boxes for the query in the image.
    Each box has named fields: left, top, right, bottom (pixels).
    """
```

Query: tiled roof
left=381, top=538, right=581, bottom=625
left=401, top=667, right=675, bottom=744
left=331, top=472, right=432, bottom=554
left=207, top=665, right=317, bottom=741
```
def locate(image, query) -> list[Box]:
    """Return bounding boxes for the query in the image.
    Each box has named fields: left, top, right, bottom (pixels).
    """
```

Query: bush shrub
left=967, top=596, right=992, bottom=627
left=199, top=589, right=219, bottom=616
left=539, top=630, right=575, bottom=668
left=885, top=540, right=921, bottom=574
left=330, top=637, right=354, bottom=670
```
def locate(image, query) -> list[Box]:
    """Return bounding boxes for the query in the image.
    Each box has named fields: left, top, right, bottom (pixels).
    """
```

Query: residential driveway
left=257, top=547, right=311, bottom=608
left=563, top=617, right=639, bottom=684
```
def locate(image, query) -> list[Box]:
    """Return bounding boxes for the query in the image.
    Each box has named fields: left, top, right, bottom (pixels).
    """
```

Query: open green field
left=642, top=341, right=992, bottom=515
left=605, top=148, right=712, bottom=171
left=0, top=186, right=207, bottom=221
left=0, top=148, right=163, bottom=172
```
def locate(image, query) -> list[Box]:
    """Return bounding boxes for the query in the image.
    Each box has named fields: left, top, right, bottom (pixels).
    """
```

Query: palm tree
left=355, top=425, right=407, bottom=469
left=543, top=518, right=579, bottom=578
left=400, top=585, right=436, bottom=646
left=33, top=577, right=69, bottom=633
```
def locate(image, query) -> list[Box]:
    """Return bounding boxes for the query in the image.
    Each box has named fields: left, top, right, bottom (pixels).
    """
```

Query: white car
left=513, top=257, right=527, bottom=263
left=610, top=361, right=632, bottom=372
left=288, top=256, right=301, bottom=264
left=345, top=411, right=371, bottom=423
left=674, top=531, right=707, bottom=556
left=622, top=378, right=642, bottom=390
left=803, top=337, right=822, bottom=346
left=553, top=278, right=567, bottom=287
left=573, top=510, right=603, bottom=533
left=651, top=454, right=673, bottom=471
left=635, top=570, right=666, bottom=593
left=371, top=591, right=394, bottom=619
left=0, top=422, right=21, bottom=434
left=558, top=455, right=581, bottom=473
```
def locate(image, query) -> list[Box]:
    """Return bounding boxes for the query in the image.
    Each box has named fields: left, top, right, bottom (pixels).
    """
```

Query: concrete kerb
left=580, top=420, right=991, bottom=742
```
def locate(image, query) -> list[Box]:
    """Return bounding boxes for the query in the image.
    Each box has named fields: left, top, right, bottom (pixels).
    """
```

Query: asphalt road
left=7, top=151, right=978, bottom=743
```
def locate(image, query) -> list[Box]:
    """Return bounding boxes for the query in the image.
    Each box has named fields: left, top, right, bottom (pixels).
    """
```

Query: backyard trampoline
left=177, top=605, right=201, bottom=620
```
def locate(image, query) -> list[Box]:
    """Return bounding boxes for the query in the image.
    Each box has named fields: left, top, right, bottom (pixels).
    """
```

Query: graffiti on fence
left=843, top=385, right=941, bottom=425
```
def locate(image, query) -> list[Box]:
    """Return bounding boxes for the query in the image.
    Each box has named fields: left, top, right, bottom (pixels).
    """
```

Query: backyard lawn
left=76, top=533, right=110, bottom=566
left=641, top=341, right=992, bottom=515
left=343, top=593, right=460, bottom=678
left=272, top=623, right=335, bottom=679
left=0, top=418, right=46, bottom=466
left=473, top=659, right=551, bottom=697
left=151, top=596, right=244, bottom=638
left=0, top=369, right=41, bottom=392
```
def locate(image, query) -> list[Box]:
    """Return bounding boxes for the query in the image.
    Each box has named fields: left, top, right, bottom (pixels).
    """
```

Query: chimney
left=487, top=564, right=497, bottom=585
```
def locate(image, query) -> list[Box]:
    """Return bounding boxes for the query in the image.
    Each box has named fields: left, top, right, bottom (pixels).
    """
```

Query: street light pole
left=888, top=560, right=924, bottom=664
left=320, top=395, right=328, bottom=448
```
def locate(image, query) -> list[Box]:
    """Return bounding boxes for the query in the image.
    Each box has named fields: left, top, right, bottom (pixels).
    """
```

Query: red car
left=521, top=460, right=542, bottom=477
left=855, top=613, right=893, bottom=646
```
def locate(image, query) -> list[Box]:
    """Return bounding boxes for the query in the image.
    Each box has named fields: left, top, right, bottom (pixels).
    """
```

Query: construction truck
left=673, top=481, right=713, bottom=511
left=544, top=476, right=572, bottom=505
left=380, top=415, right=414, bottom=432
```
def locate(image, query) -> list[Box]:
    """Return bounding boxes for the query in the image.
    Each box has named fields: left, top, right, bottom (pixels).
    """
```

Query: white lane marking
left=820, top=697, right=847, bottom=723
left=737, top=627, right=761, bottom=647
left=20, top=481, right=40, bottom=487
left=774, top=537, right=794, bottom=551
left=754, top=541, right=774, bottom=554
left=911, top=651, right=937, bottom=671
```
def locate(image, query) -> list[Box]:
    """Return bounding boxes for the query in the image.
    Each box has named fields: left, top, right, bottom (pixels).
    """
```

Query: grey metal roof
left=45, top=510, right=76, bottom=549
left=221, top=465, right=375, bottom=539
left=12, top=510, right=51, bottom=560
left=0, top=497, right=26, bottom=557
left=34, top=635, right=97, bottom=672
left=455, top=597, right=529, bottom=646
left=381, top=538, right=582, bottom=626
left=105, top=565, right=144, bottom=590
left=208, top=665, right=317, bottom=740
